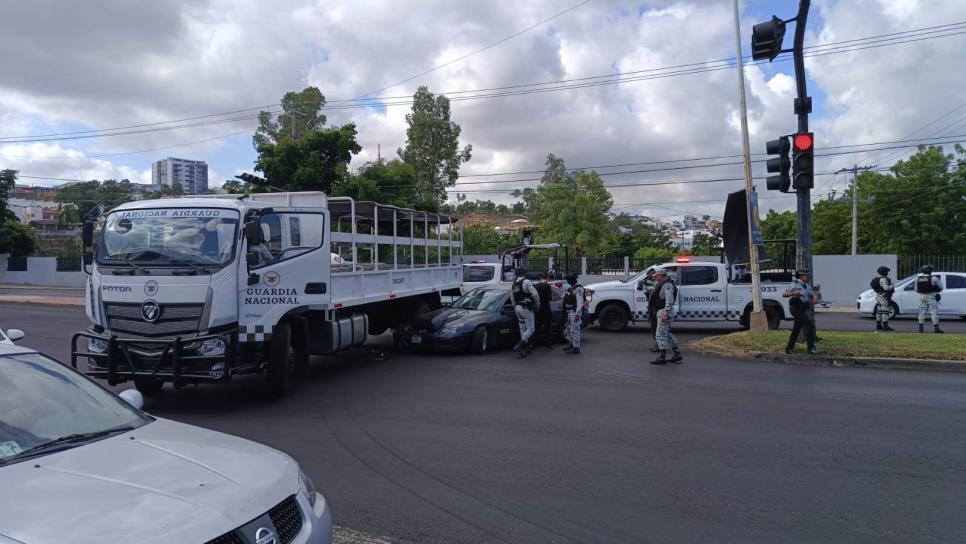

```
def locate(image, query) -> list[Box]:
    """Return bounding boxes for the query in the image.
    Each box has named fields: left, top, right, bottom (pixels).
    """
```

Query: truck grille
left=205, top=495, right=304, bottom=544
left=104, top=302, right=204, bottom=337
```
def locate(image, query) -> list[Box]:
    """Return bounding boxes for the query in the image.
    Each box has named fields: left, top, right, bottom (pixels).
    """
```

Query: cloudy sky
left=1, top=0, right=965, bottom=220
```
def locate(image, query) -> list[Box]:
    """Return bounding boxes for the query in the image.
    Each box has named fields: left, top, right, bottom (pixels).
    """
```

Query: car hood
left=413, top=307, right=488, bottom=331
left=0, top=418, right=299, bottom=544
left=584, top=280, right=625, bottom=290
left=857, top=289, right=875, bottom=299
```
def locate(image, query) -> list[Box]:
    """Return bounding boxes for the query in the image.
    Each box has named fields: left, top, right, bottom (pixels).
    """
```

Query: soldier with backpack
left=915, top=265, right=944, bottom=333
left=871, top=266, right=895, bottom=332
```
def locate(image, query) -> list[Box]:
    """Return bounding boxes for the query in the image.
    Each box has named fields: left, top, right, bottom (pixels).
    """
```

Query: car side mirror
left=81, top=221, right=94, bottom=247
left=244, top=218, right=263, bottom=245
left=636, top=280, right=645, bottom=291
left=118, top=389, right=144, bottom=410
left=5, top=329, right=24, bottom=342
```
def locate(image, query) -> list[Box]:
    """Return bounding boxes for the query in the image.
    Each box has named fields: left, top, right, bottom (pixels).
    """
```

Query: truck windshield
left=96, top=208, right=239, bottom=267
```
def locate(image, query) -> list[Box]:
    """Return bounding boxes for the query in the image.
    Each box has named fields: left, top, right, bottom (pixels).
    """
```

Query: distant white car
left=0, top=342, right=332, bottom=544
left=856, top=272, right=966, bottom=319
left=0, top=328, right=24, bottom=345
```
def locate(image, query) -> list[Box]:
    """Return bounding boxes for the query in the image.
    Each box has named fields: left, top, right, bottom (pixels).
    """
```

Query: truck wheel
left=134, top=378, right=164, bottom=397
left=266, top=322, right=292, bottom=398
left=739, top=307, right=751, bottom=330
left=765, top=306, right=781, bottom=330
left=597, top=304, right=629, bottom=332
left=469, top=326, right=489, bottom=354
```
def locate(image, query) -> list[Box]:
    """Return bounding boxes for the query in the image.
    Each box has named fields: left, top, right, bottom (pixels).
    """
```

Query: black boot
left=875, top=321, right=883, bottom=332
left=918, top=323, right=924, bottom=333
left=566, top=347, right=581, bottom=355
left=935, top=325, right=944, bottom=334
left=650, top=350, right=668, bottom=365
left=882, top=322, right=895, bottom=331
left=670, top=350, right=683, bottom=363
left=649, top=345, right=660, bottom=353
left=513, top=342, right=528, bottom=358
left=563, top=344, right=574, bottom=353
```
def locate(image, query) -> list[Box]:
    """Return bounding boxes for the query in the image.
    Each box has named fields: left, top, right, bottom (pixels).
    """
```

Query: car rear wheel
left=597, top=304, right=629, bottom=332
left=469, top=326, right=489, bottom=354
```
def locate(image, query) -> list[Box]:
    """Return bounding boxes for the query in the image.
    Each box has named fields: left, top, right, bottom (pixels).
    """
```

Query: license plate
left=409, top=335, right=422, bottom=345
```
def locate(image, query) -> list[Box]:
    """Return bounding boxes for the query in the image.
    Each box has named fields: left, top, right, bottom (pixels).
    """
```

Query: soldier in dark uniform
left=533, top=273, right=554, bottom=350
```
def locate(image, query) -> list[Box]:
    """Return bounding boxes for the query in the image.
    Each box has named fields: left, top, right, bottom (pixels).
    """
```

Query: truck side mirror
left=83, top=253, right=93, bottom=266
left=636, top=280, right=645, bottom=291
left=244, top=218, right=263, bottom=245
left=82, top=222, right=94, bottom=247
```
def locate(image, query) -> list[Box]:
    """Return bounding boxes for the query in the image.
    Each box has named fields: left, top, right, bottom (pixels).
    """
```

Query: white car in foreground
left=856, top=272, right=966, bottom=319
left=0, top=342, right=332, bottom=544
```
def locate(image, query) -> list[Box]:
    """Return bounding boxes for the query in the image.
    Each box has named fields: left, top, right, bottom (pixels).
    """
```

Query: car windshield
left=452, top=289, right=507, bottom=311
left=0, top=352, right=150, bottom=465
left=96, top=208, right=239, bottom=267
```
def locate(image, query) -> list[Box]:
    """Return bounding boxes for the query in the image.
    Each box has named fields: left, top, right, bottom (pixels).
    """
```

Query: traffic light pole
left=792, top=0, right=812, bottom=278
left=732, top=0, right=766, bottom=330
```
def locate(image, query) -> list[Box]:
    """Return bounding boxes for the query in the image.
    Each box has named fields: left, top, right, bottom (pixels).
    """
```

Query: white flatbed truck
left=71, top=192, right=462, bottom=397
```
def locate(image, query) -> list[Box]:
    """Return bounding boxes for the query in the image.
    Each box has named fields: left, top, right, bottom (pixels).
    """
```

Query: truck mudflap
left=70, top=330, right=239, bottom=388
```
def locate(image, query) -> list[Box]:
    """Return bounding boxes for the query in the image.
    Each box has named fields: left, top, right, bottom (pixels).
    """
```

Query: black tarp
left=723, top=189, right=767, bottom=265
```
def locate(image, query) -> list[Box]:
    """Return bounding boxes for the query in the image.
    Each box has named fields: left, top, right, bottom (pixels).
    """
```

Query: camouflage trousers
left=515, top=305, right=535, bottom=343
left=875, top=294, right=892, bottom=323
left=918, top=294, right=940, bottom=325
left=655, top=309, right=678, bottom=351
left=564, top=310, right=581, bottom=348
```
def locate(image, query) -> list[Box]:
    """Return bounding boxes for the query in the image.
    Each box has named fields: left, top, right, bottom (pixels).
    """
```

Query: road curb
left=0, top=296, right=85, bottom=308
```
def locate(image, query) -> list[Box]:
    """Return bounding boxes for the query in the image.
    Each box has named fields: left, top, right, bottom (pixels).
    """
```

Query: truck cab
left=586, top=259, right=792, bottom=332
left=73, top=192, right=462, bottom=397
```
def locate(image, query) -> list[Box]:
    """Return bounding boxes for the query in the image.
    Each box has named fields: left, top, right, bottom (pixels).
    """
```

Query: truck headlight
left=299, top=469, right=318, bottom=508
left=197, top=337, right=226, bottom=356
left=88, top=337, right=109, bottom=354
left=585, top=289, right=594, bottom=302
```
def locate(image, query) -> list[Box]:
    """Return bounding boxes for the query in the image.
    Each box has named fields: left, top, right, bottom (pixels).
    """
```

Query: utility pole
left=732, top=0, right=766, bottom=331
left=837, top=164, right=876, bottom=255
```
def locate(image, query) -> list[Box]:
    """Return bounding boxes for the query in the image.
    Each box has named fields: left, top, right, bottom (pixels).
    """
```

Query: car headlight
left=438, top=326, right=463, bottom=337
left=88, top=337, right=109, bottom=354
left=299, top=469, right=318, bottom=508
left=197, top=337, right=226, bottom=356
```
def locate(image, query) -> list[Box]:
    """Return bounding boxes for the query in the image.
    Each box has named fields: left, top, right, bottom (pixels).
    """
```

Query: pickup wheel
left=469, top=326, right=490, bottom=354
left=597, top=304, right=629, bottom=332
left=134, top=378, right=164, bottom=397
left=266, top=322, right=292, bottom=398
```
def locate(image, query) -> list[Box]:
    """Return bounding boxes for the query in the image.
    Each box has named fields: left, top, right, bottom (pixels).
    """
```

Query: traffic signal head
left=751, top=16, right=786, bottom=61
left=792, top=132, right=814, bottom=190
left=765, top=136, right=791, bottom=192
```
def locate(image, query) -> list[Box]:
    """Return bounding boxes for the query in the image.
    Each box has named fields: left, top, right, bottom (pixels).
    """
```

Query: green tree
left=689, top=231, right=721, bottom=256
left=531, top=155, right=615, bottom=257
left=56, top=179, right=136, bottom=222
left=760, top=209, right=796, bottom=240
left=634, top=246, right=673, bottom=264
left=811, top=198, right=851, bottom=254
left=0, top=221, right=36, bottom=256
left=461, top=224, right=508, bottom=255
left=0, top=169, right=19, bottom=224
left=254, top=87, right=327, bottom=147
left=398, top=86, right=472, bottom=203
left=332, top=159, right=439, bottom=210
left=255, top=124, right=362, bottom=192
left=608, top=213, right=672, bottom=257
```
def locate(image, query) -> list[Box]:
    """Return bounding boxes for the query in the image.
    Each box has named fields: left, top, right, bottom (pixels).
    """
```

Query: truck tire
left=765, top=306, right=781, bottom=330
left=134, top=378, right=164, bottom=397
left=597, top=304, right=629, bottom=332
left=469, top=326, right=489, bottom=354
left=266, top=322, right=292, bottom=398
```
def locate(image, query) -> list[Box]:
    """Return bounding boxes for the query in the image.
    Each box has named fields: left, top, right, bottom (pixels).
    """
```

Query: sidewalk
left=0, top=294, right=85, bottom=307
left=0, top=284, right=84, bottom=291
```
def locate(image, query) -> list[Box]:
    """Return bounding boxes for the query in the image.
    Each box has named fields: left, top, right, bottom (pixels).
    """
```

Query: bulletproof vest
left=655, top=280, right=676, bottom=310
left=915, top=274, right=938, bottom=294
left=563, top=284, right=580, bottom=310
left=512, top=279, right=533, bottom=306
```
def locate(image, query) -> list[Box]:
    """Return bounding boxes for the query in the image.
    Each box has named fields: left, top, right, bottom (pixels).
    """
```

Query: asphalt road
left=3, top=303, right=966, bottom=543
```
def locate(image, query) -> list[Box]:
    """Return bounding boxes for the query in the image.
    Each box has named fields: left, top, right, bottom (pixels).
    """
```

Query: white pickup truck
left=585, top=258, right=793, bottom=331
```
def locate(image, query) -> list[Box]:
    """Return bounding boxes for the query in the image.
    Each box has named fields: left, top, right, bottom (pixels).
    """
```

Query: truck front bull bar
left=70, top=331, right=236, bottom=388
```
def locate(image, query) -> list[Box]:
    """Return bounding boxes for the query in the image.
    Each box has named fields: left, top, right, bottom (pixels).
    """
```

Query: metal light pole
left=732, top=0, right=766, bottom=331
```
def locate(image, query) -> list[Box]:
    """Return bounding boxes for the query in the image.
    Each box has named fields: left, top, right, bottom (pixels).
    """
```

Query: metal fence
left=897, top=255, right=966, bottom=278
left=56, top=256, right=83, bottom=271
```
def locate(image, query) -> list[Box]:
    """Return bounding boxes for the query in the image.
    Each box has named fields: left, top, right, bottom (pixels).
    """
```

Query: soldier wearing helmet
left=871, top=265, right=895, bottom=332
left=914, top=264, right=944, bottom=333
left=562, top=273, right=585, bottom=355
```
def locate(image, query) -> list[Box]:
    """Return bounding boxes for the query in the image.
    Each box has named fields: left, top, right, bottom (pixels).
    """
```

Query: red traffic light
left=793, top=132, right=813, bottom=151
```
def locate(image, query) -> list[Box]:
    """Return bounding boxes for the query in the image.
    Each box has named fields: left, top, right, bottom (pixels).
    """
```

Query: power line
left=0, top=129, right=251, bottom=159
left=4, top=20, right=964, bottom=143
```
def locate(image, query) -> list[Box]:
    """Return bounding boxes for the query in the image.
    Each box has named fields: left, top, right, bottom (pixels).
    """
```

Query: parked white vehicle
left=0, top=328, right=24, bottom=345
left=74, top=192, right=462, bottom=397
left=856, top=271, right=966, bottom=319
left=0, top=342, right=332, bottom=543
left=585, top=258, right=794, bottom=331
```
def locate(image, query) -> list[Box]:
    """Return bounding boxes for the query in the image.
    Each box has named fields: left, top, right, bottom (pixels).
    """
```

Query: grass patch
left=694, top=331, right=966, bottom=361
